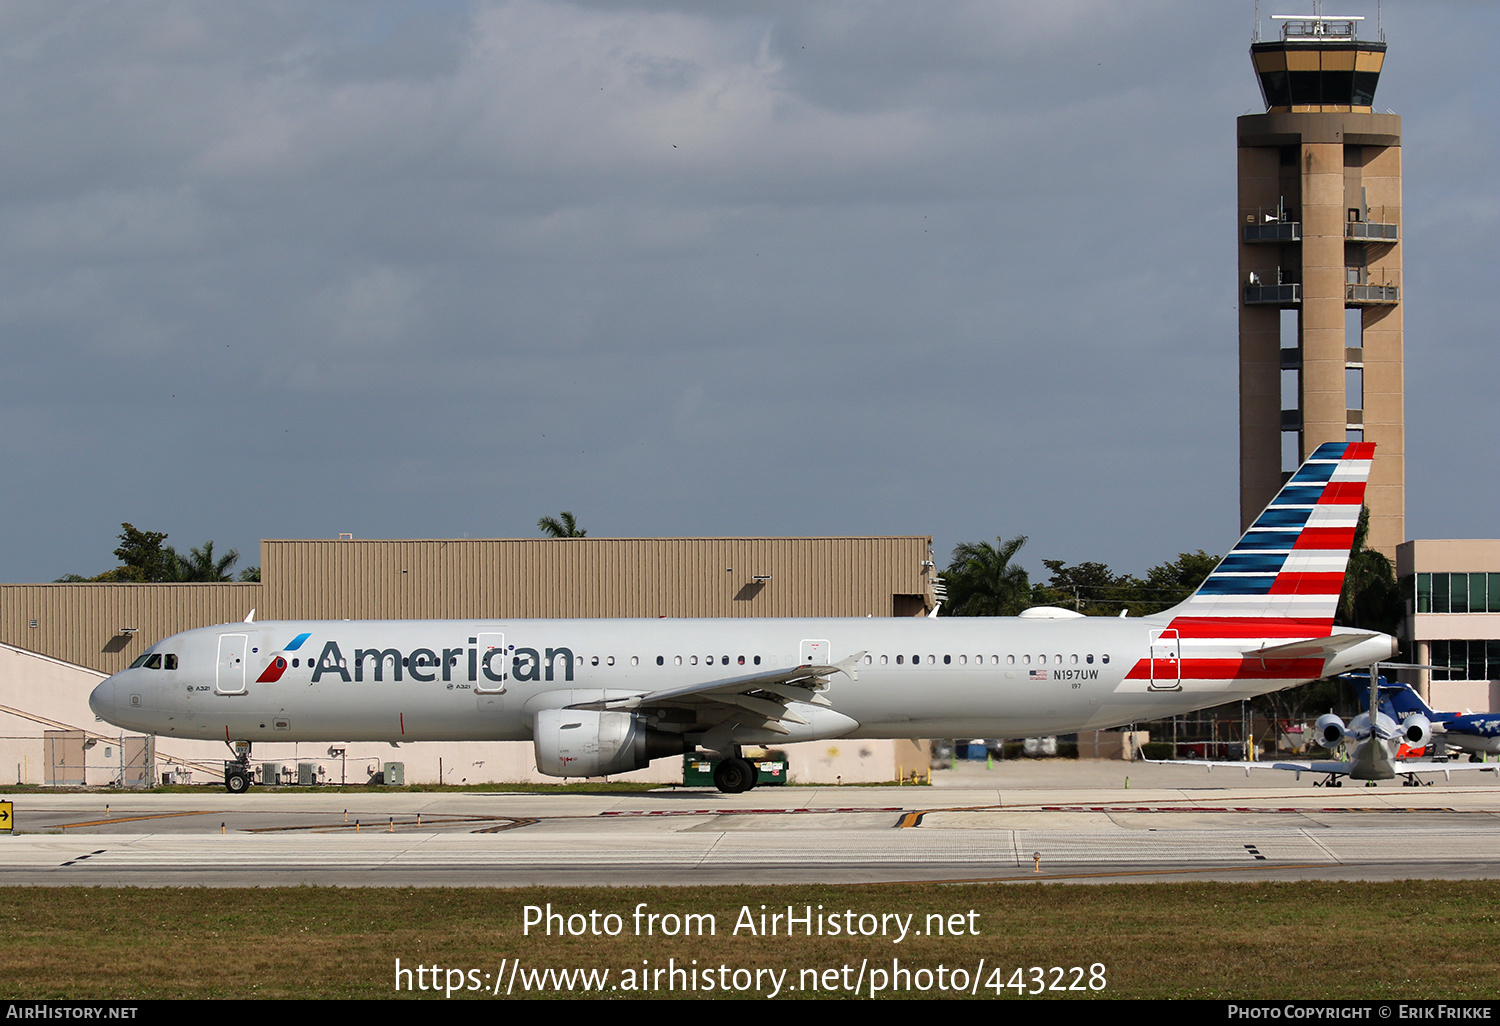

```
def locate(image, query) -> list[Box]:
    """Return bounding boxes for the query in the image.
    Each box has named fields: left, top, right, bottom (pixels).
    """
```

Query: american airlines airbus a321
left=89, top=442, right=1395, bottom=793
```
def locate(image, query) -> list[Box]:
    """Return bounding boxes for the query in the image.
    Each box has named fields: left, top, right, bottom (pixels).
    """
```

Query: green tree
left=940, top=535, right=1031, bottom=616
left=56, top=523, right=246, bottom=583
left=1138, top=549, right=1220, bottom=614
left=1026, top=550, right=1219, bottom=617
left=176, top=540, right=241, bottom=582
left=537, top=512, right=586, bottom=538
left=1337, top=506, right=1402, bottom=637
left=1034, top=559, right=1138, bottom=615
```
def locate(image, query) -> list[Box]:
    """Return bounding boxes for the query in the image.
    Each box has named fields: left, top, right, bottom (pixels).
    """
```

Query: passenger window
left=1102, top=654, right=1110, bottom=664
left=657, top=656, right=664, bottom=666
left=607, top=656, right=615, bottom=666
left=1086, top=654, right=1094, bottom=664
left=896, top=655, right=904, bottom=665
left=690, top=656, right=698, bottom=666
left=675, top=656, right=683, bottom=666
left=754, top=656, right=761, bottom=665
left=943, top=655, right=951, bottom=664
left=739, top=655, right=746, bottom=665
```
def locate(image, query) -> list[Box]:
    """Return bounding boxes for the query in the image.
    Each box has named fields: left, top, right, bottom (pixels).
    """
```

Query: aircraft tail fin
left=1160, top=441, right=1373, bottom=624
left=1373, top=678, right=1439, bottom=719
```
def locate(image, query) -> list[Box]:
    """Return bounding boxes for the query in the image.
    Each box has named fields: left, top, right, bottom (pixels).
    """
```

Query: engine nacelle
left=532, top=708, right=685, bottom=778
left=1315, top=713, right=1347, bottom=749
left=1400, top=713, right=1433, bottom=750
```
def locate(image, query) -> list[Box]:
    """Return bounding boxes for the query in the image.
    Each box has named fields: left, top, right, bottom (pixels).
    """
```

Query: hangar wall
left=2, top=536, right=937, bottom=675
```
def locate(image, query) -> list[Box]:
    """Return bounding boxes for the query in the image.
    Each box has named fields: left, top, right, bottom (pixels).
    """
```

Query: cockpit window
left=129, top=653, right=152, bottom=669
left=143, top=654, right=162, bottom=669
left=164, top=654, right=178, bottom=670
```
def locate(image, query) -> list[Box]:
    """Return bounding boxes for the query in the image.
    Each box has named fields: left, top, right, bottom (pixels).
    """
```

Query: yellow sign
left=0, top=801, right=11, bottom=833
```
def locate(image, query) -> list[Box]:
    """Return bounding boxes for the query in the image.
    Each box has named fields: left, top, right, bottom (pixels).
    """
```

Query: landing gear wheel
left=713, top=757, right=757, bottom=794
left=225, top=768, right=251, bottom=794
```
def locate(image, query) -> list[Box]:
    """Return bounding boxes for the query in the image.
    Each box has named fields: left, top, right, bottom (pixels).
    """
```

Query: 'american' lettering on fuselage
left=285, top=640, right=576, bottom=684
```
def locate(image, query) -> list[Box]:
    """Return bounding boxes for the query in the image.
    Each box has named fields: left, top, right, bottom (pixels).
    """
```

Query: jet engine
left=1315, top=713, right=1347, bottom=749
left=1399, top=713, right=1433, bottom=750
left=532, top=708, right=685, bottom=778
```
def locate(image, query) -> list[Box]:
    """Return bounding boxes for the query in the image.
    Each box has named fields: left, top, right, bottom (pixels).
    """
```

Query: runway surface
left=5, top=764, right=1500, bottom=886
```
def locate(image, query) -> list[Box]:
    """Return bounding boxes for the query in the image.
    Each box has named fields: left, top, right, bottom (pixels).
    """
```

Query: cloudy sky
left=2, top=1, right=1495, bottom=585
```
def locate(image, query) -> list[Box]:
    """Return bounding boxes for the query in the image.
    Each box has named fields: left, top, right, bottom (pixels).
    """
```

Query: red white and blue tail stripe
left=1163, top=441, right=1373, bottom=624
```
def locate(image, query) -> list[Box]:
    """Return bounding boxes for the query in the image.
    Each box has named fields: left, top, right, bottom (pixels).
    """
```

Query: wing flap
left=566, top=652, right=866, bottom=735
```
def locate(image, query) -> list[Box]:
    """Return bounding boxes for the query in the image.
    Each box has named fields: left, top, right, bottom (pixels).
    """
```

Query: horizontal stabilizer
left=1243, top=632, right=1385, bottom=661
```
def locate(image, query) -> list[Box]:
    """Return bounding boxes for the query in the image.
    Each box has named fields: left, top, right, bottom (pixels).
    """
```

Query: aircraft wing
left=1242, top=633, right=1387, bottom=661
left=1145, top=757, right=1352, bottom=779
left=1146, top=758, right=1499, bottom=782
left=566, top=652, right=866, bottom=736
left=1387, top=760, right=1500, bottom=781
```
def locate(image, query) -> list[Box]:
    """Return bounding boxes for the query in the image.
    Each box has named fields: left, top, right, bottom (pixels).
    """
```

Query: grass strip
left=3, top=881, right=1499, bottom=999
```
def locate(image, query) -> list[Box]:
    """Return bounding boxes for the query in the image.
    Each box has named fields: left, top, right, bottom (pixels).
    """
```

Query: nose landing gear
left=224, top=739, right=252, bottom=794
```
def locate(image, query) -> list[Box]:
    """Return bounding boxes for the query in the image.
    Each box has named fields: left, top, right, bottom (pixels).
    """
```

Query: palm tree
left=537, top=511, right=586, bottom=538
left=176, top=541, right=241, bottom=582
left=941, top=535, right=1031, bottom=616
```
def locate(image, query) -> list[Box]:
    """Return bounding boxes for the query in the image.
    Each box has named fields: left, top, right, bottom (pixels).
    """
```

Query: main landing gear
left=224, top=739, right=253, bottom=794
left=712, top=752, right=758, bottom=794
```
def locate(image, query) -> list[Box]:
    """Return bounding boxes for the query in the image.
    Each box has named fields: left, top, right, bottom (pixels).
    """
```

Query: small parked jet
left=90, top=442, right=1396, bottom=793
left=1152, top=668, right=1500, bottom=787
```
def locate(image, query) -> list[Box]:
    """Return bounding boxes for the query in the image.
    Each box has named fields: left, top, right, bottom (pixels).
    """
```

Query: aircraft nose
left=89, top=676, right=119, bottom=723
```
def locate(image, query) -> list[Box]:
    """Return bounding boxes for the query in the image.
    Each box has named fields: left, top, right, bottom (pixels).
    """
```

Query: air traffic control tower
left=1238, top=10, right=1403, bottom=556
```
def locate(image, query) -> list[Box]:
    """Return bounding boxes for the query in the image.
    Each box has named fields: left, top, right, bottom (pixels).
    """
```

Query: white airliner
left=89, top=442, right=1395, bottom=793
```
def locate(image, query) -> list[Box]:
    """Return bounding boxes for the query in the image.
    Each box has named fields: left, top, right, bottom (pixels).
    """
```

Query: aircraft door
left=1148, top=629, right=1181, bottom=692
left=800, top=639, right=831, bottom=666
left=216, top=633, right=249, bottom=695
left=475, top=633, right=506, bottom=694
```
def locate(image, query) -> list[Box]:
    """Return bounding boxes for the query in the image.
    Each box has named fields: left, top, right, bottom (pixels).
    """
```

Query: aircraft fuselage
left=89, top=614, right=1394, bottom=747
